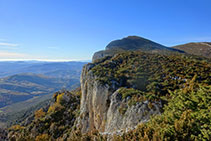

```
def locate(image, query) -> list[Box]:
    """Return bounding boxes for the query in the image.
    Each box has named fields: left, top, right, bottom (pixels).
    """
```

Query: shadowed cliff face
left=78, top=63, right=162, bottom=134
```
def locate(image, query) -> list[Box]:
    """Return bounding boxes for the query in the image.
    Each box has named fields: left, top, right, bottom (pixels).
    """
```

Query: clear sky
left=0, top=0, right=210, bottom=61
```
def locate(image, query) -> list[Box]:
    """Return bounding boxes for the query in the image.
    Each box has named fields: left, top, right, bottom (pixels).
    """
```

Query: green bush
left=119, top=84, right=211, bottom=141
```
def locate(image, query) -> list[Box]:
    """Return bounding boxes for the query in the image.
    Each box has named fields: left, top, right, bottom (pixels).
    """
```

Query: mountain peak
left=125, top=35, right=145, bottom=39
left=93, top=36, right=183, bottom=62
left=105, top=36, right=165, bottom=51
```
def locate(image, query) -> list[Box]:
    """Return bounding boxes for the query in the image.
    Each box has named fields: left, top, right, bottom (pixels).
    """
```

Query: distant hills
left=172, top=42, right=211, bottom=58
left=0, top=61, right=87, bottom=127
left=0, top=73, right=76, bottom=108
left=0, top=61, right=86, bottom=78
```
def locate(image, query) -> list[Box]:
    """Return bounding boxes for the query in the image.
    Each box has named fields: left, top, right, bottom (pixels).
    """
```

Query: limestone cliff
left=78, top=62, right=162, bottom=134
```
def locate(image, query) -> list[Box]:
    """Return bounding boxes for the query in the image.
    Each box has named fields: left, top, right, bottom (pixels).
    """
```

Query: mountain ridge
left=172, top=42, right=211, bottom=58
left=93, top=36, right=184, bottom=62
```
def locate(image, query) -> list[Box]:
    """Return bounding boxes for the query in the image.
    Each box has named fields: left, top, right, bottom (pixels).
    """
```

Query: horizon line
left=0, top=59, right=91, bottom=62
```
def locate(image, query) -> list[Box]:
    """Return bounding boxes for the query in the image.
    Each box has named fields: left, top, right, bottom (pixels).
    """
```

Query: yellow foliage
left=10, top=125, right=25, bottom=131
left=56, top=93, right=64, bottom=104
left=35, top=108, right=46, bottom=119
left=48, top=103, right=64, bottom=113
left=35, top=134, right=50, bottom=141
left=75, top=89, right=82, bottom=96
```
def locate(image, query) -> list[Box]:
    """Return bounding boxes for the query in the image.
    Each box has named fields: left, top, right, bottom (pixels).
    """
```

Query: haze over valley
left=0, top=61, right=86, bottom=127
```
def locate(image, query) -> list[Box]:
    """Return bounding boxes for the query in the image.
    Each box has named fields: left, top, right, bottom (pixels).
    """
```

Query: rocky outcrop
left=78, top=63, right=162, bottom=134
left=78, top=63, right=112, bottom=133
left=105, top=90, right=161, bottom=133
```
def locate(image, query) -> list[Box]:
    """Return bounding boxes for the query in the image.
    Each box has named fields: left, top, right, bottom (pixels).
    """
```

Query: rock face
left=79, top=63, right=112, bottom=133
left=78, top=63, right=162, bottom=134
left=105, top=90, right=161, bottom=133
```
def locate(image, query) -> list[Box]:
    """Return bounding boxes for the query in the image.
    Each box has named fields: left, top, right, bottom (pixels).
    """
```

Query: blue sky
left=0, top=0, right=210, bottom=61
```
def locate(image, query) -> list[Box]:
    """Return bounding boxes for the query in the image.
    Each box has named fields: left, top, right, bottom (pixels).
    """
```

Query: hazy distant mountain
left=172, top=42, right=211, bottom=58
left=0, top=61, right=86, bottom=78
left=0, top=73, right=74, bottom=108
left=93, top=36, right=184, bottom=61
left=0, top=61, right=87, bottom=127
left=0, top=61, right=87, bottom=107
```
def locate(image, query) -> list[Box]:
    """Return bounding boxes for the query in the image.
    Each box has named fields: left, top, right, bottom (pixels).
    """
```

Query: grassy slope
left=92, top=51, right=210, bottom=95
left=173, top=42, right=211, bottom=58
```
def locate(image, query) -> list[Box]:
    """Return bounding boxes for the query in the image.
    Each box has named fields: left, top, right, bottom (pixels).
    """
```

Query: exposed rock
left=78, top=63, right=162, bottom=134
left=79, top=63, right=114, bottom=133
left=105, top=89, right=161, bottom=134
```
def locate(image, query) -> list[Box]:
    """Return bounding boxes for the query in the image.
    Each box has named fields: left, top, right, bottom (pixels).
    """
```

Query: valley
left=0, top=61, right=87, bottom=127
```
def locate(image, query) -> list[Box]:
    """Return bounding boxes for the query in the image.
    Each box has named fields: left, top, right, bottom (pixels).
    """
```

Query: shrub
left=48, top=103, right=64, bottom=113
left=35, top=108, right=46, bottom=120
left=56, top=93, right=65, bottom=104
left=9, top=125, right=25, bottom=131
left=35, top=134, right=50, bottom=141
left=119, top=87, right=143, bottom=99
left=119, top=84, right=211, bottom=140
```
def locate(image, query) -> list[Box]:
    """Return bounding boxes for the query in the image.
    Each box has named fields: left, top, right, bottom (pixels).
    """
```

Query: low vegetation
left=92, top=52, right=210, bottom=94
left=115, top=84, right=211, bottom=141
left=8, top=88, right=81, bottom=140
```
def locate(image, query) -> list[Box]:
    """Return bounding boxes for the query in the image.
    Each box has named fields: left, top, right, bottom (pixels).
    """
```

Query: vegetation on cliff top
left=92, top=51, right=210, bottom=96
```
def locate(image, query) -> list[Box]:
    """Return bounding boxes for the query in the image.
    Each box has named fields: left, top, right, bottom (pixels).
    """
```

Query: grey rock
left=77, top=63, right=162, bottom=134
